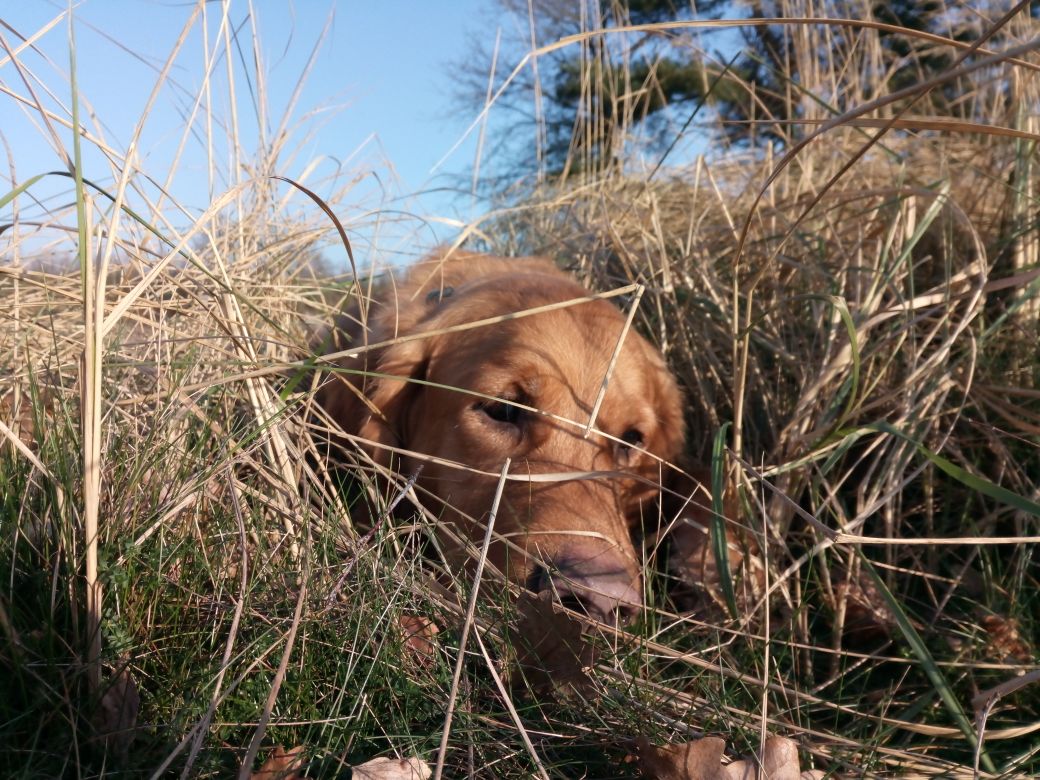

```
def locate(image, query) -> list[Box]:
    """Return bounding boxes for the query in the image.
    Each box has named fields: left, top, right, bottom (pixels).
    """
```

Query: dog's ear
left=355, top=338, right=430, bottom=466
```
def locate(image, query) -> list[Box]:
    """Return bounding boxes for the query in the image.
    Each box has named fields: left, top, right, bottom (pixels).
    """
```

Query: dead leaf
left=399, top=614, right=440, bottom=667
left=757, top=736, right=803, bottom=780
left=663, top=488, right=765, bottom=619
left=980, top=614, right=1032, bottom=663
left=352, top=756, right=432, bottom=779
left=0, top=389, right=41, bottom=448
left=658, top=467, right=767, bottom=619
left=638, top=735, right=820, bottom=780
left=834, top=571, right=896, bottom=646
left=91, top=666, right=140, bottom=762
left=250, top=745, right=306, bottom=779
left=638, top=735, right=728, bottom=780
left=724, top=759, right=759, bottom=780
left=511, top=591, right=598, bottom=696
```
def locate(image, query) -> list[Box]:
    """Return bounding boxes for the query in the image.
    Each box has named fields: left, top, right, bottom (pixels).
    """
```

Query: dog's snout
left=530, top=545, right=642, bottom=626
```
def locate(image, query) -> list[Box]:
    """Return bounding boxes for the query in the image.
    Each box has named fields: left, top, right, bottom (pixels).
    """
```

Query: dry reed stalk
left=584, top=282, right=644, bottom=437
left=80, top=194, right=103, bottom=695
left=471, top=629, right=551, bottom=780
left=433, top=458, right=511, bottom=780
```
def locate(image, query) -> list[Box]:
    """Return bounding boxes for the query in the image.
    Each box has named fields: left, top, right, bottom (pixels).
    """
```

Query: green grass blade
left=867, top=421, right=1040, bottom=518
left=858, top=557, right=995, bottom=774
left=711, top=422, right=738, bottom=619
left=0, top=173, right=52, bottom=212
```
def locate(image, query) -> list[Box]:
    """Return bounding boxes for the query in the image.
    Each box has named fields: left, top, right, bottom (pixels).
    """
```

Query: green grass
left=2, top=2, right=1040, bottom=778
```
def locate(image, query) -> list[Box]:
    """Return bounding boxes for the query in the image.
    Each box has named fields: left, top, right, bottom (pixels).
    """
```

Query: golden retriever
left=316, top=252, right=684, bottom=624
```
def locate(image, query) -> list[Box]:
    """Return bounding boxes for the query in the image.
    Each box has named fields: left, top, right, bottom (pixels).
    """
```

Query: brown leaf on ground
left=758, top=735, right=803, bottom=780
left=398, top=614, right=440, bottom=667
left=91, top=666, right=140, bottom=762
left=725, top=760, right=757, bottom=780
left=511, top=591, right=598, bottom=696
left=638, top=735, right=821, bottom=780
left=834, top=570, right=896, bottom=646
left=0, top=391, right=36, bottom=448
left=638, top=736, right=728, bottom=780
left=352, top=756, right=432, bottom=779
left=661, top=471, right=765, bottom=618
left=980, top=614, right=1032, bottom=663
left=250, top=745, right=306, bottom=779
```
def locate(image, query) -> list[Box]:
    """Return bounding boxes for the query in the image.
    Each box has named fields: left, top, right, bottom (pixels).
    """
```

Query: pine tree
left=458, top=0, right=991, bottom=181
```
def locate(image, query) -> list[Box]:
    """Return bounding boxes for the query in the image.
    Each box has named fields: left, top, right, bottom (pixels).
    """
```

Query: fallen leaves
left=833, top=571, right=896, bottom=646
left=637, top=735, right=825, bottom=780
left=249, top=748, right=432, bottom=780
left=657, top=467, right=767, bottom=620
left=352, top=757, right=433, bottom=779
left=0, top=390, right=37, bottom=448
left=398, top=613, right=440, bottom=668
left=664, top=509, right=765, bottom=619
left=980, top=614, right=1032, bottom=663
left=250, top=745, right=306, bottom=779
left=90, top=666, right=140, bottom=763
left=638, top=736, right=729, bottom=780
left=511, top=591, right=599, bottom=695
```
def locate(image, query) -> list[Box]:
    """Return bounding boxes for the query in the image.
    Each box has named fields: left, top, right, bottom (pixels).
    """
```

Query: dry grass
left=1, top=1, right=1039, bottom=778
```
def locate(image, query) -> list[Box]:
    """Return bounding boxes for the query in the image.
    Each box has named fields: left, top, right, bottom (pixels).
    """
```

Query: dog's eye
left=617, top=428, right=644, bottom=464
left=620, top=428, right=644, bottom=449
left=476, top=393, right=525, bottom=426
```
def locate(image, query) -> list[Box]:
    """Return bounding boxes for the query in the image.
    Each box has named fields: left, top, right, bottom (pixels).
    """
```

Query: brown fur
left=316, top=252, right=685, bottom=591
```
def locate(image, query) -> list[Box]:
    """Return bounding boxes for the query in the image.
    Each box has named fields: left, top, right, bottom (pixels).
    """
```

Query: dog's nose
left=530, top=545, right=642, bottom=626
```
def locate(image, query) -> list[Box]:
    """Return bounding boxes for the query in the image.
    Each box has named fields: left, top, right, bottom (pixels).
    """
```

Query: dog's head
left=323, top=260, right=685, bottom=623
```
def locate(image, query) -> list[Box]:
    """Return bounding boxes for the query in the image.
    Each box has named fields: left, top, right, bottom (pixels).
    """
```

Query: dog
left=315, top=252, right=684, bottom=625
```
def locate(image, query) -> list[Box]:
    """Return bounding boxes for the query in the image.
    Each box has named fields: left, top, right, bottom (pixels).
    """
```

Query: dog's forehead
left=429, top=286, right=657, bottom=401
left=436, top=276, right=627, bottom=340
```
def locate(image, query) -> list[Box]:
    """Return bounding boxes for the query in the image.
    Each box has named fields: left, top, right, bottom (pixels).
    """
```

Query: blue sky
left=1, top=1, right=512, bottom=263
